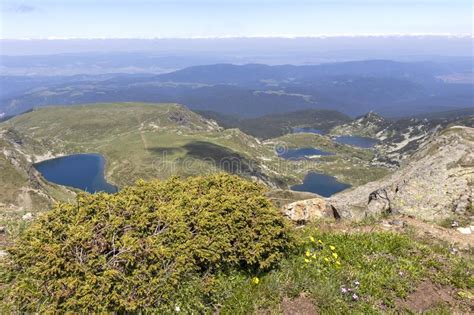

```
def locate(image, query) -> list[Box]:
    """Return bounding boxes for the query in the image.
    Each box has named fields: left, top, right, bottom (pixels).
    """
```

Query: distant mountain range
left=1, top=60, right=472, bottom=117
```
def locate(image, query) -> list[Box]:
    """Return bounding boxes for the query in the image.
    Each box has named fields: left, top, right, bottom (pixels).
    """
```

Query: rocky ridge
left=282, top=126, right=473, bottom=225
left=331, top=112, right=474, bottom=167
left=0, top=130, right=73, bottom=211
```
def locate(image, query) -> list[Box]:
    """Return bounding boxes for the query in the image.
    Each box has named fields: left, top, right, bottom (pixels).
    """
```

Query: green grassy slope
left=0, top=133, right=74, bottom=240
left=213, top=224, right=473, bottom=314
left=1, top=103, right=280, bottom=189
left=1, top=103, right=391, bottom=200
left=265, top=133, right=390, bottom=186
left=0, top=135, right=73, bottom=211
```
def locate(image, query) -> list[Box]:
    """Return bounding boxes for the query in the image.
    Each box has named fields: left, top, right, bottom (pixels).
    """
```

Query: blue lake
left=34, top=154, right=117, bottom=193
left=278, top=147, right=334, bottom=160
left=291, top=172, right=351, bottom=197
left=292, top=127, right=325, bottom=135
left=334, top=136, right=378, bottom=148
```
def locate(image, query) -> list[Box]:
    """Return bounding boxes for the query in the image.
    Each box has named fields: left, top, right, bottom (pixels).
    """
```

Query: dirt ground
left=282, top=294, right=319, bottom=315
left=395, top=279, right=465, bottom=312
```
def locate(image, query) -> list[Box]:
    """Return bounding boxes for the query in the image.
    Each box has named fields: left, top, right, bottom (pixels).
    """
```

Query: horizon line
left=1, top=33, right=473, bottom=41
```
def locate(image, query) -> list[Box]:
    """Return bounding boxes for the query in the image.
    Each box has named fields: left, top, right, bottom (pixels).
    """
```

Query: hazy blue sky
left=1, top=0, right=472, bottom=39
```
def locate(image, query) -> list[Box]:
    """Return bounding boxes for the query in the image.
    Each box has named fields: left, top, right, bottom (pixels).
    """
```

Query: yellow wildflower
left=332, top=252, right=338, bottom=259
left=318, top=239, right=323, bottom=244
left=336, top=260, right=341, bottom=266
left=312, top=253, right=317, bottom=259
left=329, top=245, right=336, bottom=251
left=309, top=236, right=316, bottom=243
left=324, top=257, right=330, bottom=263
left=252, top=277, right=260, bottom=285
left=305, top=250, right=311, bottom=257
left=304, top=258, right=310, bottom=263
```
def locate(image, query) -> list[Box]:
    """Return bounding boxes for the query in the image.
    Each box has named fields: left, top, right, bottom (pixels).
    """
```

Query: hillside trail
left=139, top=125, right=149, bottom=150
left=133, top=114, right=149, bottom=150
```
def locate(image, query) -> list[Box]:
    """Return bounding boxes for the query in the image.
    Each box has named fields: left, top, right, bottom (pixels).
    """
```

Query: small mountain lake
left=34, top=154, right=117, bottom=193
left=291, top=172, right=351, bottom=197
left=292, top=127, right=325, bottom=135
left=278, top=147, right=334, bottom=160
left=334, top=136, right=378, bottom=148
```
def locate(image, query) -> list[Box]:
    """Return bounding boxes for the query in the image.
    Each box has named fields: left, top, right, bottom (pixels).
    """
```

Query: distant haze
left=1, top=36, right=472, bottom=57
left=1, top=36, right=472, bottom=76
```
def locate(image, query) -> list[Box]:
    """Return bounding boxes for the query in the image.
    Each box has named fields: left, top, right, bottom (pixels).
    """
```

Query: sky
left=0, top=0, right=473, bottom=39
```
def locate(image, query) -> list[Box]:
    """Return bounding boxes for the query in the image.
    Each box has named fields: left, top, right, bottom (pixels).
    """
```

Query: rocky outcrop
left=329, top=126, right=474, bottom=222
left=330, top=112, right=388, bottom=137
left=0, top=131, right=74, bottom=211
left=331, top=112, right=474, bottom=167
left=282, top=197, right=339, bottom=224
left=267, top=189, right=319, bottom=209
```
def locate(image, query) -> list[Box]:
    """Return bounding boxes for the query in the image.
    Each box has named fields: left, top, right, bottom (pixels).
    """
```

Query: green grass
left=1, top=103, right=391, bottom=198
left=206, top=227, right=472, bottom=314
left=0, top=137, right=74, bottom=212
left=266, top=133, right=390, bottom=186
left=95, top=225, right=470, bottom=314
left=1, top=103, right=280, bottom=189
left=0, top=209, right=32, bottom=248
left=2, top=218, right=471, bottom=313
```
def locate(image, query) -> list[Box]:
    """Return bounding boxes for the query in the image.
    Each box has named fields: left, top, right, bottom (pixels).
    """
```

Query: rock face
left=282, top=197, right=339, bottom=223
left=330, top=112, right=388, bottom=137
left=329, top=126, right=474, bottom=222
left=331, top=112, right=474, bottom=167
left=0, top=131, right=73, bottom=211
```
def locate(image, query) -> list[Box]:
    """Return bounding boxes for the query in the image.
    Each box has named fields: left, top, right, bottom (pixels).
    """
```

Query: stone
left=22, top=212, right=33, bottom=220
left=329, top=126, right=474, bottom=222
left=282, top=197, right=337, bottom=223
left=266, top=189, right=319, bottom=209
left=457, top=227, right=472, bottom=235
left=0, top=250, right=7, bottom=259
left=389, top=220, right=406, bottom=227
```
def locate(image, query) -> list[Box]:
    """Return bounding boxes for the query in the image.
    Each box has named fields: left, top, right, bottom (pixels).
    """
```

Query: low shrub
left=2, top=173, right=292, bottom=312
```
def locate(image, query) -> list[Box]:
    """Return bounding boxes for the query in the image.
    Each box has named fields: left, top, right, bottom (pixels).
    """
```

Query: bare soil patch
left=282, top=294, right=319, bottom=315
left=395, top=279, right=465, bottom=312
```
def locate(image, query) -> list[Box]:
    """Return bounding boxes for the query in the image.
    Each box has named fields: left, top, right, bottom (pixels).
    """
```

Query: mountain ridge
left=1, top=60, right=472, bottom=117
left=329, top=125, right=474, bottom=222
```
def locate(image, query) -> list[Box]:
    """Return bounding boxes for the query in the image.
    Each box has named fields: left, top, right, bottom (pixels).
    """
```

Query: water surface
left=34, top=153, right=117, bottom=193
left=291, top=172, right=350, bottom=197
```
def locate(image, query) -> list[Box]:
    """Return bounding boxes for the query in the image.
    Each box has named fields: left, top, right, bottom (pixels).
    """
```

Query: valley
left=0, top=103, right=393, bottom=212
left=1, top=101, right=471, bottom=220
